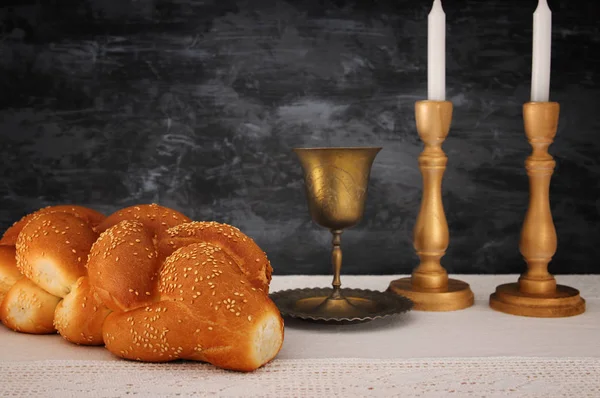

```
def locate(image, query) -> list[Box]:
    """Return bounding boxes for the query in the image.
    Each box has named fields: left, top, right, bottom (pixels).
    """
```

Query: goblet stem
left=331, top=229, right=343, bottom=298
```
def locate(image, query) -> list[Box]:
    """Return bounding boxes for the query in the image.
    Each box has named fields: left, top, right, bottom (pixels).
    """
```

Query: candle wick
left=432, top=0, right=443, bottom=10
left=536, top=0, right=550, bottom=11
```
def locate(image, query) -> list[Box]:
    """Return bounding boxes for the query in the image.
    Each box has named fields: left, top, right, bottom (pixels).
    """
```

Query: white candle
left=531, top=0, right=552, bottom=102
left=428, top=0, right=446, bottom=101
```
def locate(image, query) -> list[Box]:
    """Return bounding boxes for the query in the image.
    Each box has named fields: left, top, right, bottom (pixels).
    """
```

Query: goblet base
left=269, top=287, right=413, bottom=323
left=489, top=283, right=586, bottom=318
left=387, top=277, right=474, bottom=312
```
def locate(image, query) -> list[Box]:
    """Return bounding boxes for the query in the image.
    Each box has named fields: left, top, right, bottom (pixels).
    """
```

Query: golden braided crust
left=0, top=205, right=105, bottom=246
left=54, top=276, right=112, bottom=345
left=1, top=208, right=103, bottom=338
left=102, top=243, right=283, bottom=371
left=16, top=212, right=98, bottom=298
left=0, top=246, right=22, bottom=302
left=158, top=222, right=272, bottom=292
left=96, top=204, right=191, bottom=239
left=87, top=220, right=161, bottom=312
left=0, top=277, right=61, bottom=334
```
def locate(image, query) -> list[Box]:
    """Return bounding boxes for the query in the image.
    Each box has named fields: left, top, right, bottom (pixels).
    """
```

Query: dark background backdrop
left=0, top=0, right=598, bottom=275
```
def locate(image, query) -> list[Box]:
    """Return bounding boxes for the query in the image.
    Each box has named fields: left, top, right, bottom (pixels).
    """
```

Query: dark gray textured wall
left=0, top=0, right=598, bottom=275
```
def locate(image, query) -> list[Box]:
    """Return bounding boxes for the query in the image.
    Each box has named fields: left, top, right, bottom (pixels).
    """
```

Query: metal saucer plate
left=270, top=287, right=413, bottom=323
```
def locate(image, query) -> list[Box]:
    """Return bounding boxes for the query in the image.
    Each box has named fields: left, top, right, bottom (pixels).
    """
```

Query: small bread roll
left=0, top=246, right=22, bottom=302
left=54, top=276, right=112, bottom=345
left=102, top=243, right=284, bottom=372
left=158, top=222, right=273, bottom=292
left=16, top=212, right=98, bottom=297
left=0, top=205, right=105, bottom=246
left=0, top=277, right=61, bottom=334
left=96, top=204, right=191, bottom=238
left=87, top=220, right=161, bottom=312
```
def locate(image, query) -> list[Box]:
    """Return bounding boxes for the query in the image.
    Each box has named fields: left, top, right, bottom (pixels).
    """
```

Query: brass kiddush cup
left=295, top=147, right=380, bottom=302
left=269, top=147, right=413, bottom=323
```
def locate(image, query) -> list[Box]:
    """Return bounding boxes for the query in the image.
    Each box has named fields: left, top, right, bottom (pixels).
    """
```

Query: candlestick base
left=387, top=277, right=474, bottom=312
left=490, top=283, right=586, bottom=318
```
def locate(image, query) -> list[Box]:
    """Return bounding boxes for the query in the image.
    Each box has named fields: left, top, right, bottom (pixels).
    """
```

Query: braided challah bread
left=0, top=203, right=283, bottom=372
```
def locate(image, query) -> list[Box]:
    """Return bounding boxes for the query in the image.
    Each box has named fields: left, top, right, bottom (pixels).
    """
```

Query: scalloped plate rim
left=269, top=287, right=413, bottom=323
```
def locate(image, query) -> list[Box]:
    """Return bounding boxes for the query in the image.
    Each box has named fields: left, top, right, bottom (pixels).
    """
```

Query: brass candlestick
left=387, top=101, right=474, bottom=311
left=489, top=102, right=586, bottom=317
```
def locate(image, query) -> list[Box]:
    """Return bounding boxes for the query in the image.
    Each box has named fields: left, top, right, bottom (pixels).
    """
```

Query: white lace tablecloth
left=1, top=275, right=599, bottom=397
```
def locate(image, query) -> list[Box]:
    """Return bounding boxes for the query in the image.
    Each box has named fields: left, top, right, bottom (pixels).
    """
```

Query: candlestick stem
left=388, top=101, right=473, bottom=311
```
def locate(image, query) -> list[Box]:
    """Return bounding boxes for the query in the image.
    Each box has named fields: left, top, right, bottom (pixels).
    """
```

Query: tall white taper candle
left=428, top=0, right=446, bottom=101
left=531, top=0, right=552, bottom=102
